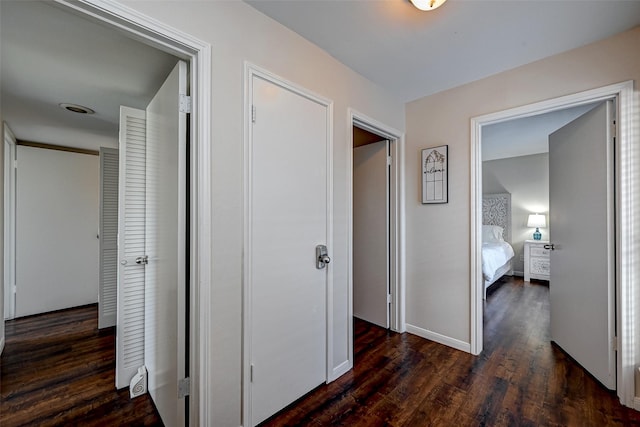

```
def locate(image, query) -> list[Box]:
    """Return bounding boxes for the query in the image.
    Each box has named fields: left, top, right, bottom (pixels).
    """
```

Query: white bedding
left=482, top=241, right=515, bottom=281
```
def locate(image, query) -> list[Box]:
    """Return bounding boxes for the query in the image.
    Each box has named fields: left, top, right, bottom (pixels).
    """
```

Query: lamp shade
left=527, top=213, right=546, bottom=229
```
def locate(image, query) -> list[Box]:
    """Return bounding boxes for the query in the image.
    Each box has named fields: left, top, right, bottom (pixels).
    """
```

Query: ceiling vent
left=59, top=103, right=95, bottom=115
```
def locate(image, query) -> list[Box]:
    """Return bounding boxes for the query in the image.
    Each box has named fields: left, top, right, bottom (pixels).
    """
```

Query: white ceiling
left=0, top=1, right=178, bottom=150
left=246, top=0, right=640, bottom=103
left=481, top=102, right=598, bottom=161
left=2, top=1, right=638, bottom=155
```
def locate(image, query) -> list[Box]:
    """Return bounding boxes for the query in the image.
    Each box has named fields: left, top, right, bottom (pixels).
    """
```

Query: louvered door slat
left=115, top=106, right=147, bottom=389
left=99, top=147, right=119, bottom=329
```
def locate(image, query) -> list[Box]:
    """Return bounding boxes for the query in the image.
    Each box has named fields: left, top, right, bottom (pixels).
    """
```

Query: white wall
left=119, top=2, right=405, bottom=425
left=405, top=27, right=640, bottom=346
left=15, top=146, right=99, bottom=317
left=483, top=153, right=549, bottom=274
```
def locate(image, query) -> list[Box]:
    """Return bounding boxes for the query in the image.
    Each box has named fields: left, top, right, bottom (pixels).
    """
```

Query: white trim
left=242, top=63, right=334, bottom=425
left=470, top=80, right=635, bottom=407
left=405, top=323, right=471, bottom=353
left=53, top=1, right=213, bottom=424
left=634, top=396, right=640, bottom=412
left=0, top=336, right=4, bottom=355
left=3, top=123, right=17, bottom=321
left=331, top=360, right=351, bottom=380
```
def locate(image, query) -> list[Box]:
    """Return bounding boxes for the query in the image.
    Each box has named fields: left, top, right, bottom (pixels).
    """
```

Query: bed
left=482, top=193, right=515, bottom=298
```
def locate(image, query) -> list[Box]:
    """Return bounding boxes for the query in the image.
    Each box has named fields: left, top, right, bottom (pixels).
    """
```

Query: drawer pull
left=543, top=243, right=555, bottom=250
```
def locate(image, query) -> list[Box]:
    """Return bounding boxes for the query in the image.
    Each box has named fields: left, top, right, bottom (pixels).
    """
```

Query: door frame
left=53, top=0, right=213, bottom=424
left=242, top=63, right=334, bottom=425
left=348, top=110, right=406, bottom=361
left=3, top=123, right=16, bottom=321
left=470, top=80, right=635, bottom=407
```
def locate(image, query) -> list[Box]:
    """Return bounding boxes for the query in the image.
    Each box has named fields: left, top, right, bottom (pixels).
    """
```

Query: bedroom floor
left=260, top=276, right=640, bottom=426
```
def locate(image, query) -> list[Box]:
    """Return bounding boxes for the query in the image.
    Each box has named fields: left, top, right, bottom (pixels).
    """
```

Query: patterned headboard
left=482, top=193, right=511, bottom=243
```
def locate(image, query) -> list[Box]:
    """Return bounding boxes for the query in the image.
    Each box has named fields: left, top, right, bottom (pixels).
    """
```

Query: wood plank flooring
left=0, top=304, right=163, bottom=426
left=261, top=277, right=640, bottom=426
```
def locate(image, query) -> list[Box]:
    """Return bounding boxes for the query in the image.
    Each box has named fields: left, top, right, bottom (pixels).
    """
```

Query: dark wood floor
left=261, top=277, right=640, bottom=426
left=0, top=304, right=163, bottom=426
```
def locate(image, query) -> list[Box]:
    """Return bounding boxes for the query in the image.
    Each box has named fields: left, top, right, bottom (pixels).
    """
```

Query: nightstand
left=524, top=239, right=550, bottom=282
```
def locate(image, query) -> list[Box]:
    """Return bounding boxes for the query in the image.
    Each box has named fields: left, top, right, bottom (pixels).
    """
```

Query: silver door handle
left=543, top=244, right=555, bottom=250
left=316, top=245, right=330, bottom=269
left=135, top=255, right=149, bottom=265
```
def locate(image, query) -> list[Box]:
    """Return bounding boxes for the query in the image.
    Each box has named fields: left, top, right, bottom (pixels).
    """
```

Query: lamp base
left=533, top=228, right=542, bottom=240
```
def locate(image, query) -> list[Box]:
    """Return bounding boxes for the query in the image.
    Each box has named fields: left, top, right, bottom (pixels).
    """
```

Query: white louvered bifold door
left=116, top=106, right=147, bottom=389
left=98, top=147, right=119, bottom=329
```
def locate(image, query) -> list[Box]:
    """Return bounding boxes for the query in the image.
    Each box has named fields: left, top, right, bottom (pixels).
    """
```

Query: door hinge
left=387, top=294, right=392, bottom=304
left=13, top=160, right=17, bottom=169
left=179, top=94, right=192, bottom=114
left=178, top=377, right=190, bottom=398
left=612, top=336, right=618, bottom=351
left=251, top=105, right=256, bottom=123
left=387, top=156, right=392, bottom=166
left=250, top=364, right=254, bottom=382
left=11, top=284, right=16, bottom=295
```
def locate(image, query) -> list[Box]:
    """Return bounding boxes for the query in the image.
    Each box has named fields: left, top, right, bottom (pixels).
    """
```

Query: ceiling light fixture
left=59, top=103, right=95, bottom=115
left=410, top=0, right=447, bottom=11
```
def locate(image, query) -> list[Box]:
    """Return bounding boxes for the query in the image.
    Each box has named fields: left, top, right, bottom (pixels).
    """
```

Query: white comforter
left=482, top=241, right=515, bottom=280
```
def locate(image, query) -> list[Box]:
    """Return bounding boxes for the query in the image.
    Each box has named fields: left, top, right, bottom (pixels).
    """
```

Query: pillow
left=482, top=225, right=504, bottom=243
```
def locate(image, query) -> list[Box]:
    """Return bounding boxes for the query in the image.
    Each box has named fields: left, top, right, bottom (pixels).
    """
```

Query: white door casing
left=99, top=147, right=119, bottom=329
left=244, top=68, right=332, bottom=426
left=116, top=106, right=147, bottom=389
left=144, top=60, right=188, bottom=427
left=548, top=100, right=616, bottom=390
left=3, top=124, right=16, bottom=321
left=353, top=139, right=390, bottom=328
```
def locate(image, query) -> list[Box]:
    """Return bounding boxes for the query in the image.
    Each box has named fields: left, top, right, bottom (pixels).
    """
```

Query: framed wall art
left=422, top=145, right=448, bottom=204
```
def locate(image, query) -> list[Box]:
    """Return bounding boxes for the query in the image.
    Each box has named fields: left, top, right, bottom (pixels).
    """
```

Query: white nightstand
left=524, top=239, right=550, bottom=282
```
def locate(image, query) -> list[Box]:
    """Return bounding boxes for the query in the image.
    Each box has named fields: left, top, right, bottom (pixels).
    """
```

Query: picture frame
left=422, top=145, right=448, bottom=204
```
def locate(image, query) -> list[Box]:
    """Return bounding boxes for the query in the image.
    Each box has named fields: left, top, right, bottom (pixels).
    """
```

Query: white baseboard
left=0, top=336, right=4, bottom=355
left=633, top=396, right=640, bottom=411
left=512, top=270, right=524, bottom=277
left=405, top=323, right=471, bottom=353
left=329, top=359, right=351, bottom=382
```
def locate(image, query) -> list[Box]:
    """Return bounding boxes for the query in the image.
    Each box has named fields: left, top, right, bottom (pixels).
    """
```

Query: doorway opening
left=352, top=126, right=392, bottom=329
left=2, top=0, right=212, bottom=424
left=348, top=111, right=405, bottom=373
left=470, top=81, right=635, bottom=408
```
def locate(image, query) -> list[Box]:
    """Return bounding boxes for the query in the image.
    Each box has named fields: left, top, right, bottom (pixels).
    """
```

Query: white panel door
left=249, top=75, right=329, bottom=426
left=116, top=106, right=147, bottom=389
left=353, top=140, right=389, bottom=328
left=145, top=60, right=187, bottom=427
left=548, top=100, right=616, bottom=389
left=99, top=147, right=119, bottom=329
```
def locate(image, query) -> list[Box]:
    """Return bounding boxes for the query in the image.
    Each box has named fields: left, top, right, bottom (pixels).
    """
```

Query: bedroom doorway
left=348, top=111, right=405, bottom=375
left=470, top=81, right=634, bottom=407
